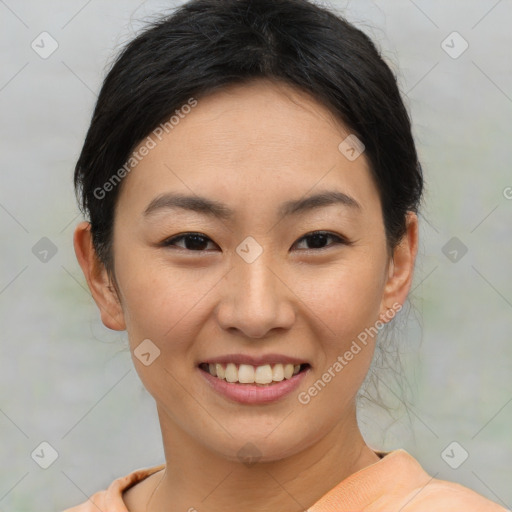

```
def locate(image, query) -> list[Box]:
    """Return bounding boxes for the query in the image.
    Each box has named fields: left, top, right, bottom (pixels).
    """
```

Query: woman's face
left=91, top=79, right=415, bottom=462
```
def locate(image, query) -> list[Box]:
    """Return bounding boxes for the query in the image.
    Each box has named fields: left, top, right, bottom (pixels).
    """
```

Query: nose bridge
left=217, top=239, right=294, bottom=338
left=234, top=239, right=280, bottom=310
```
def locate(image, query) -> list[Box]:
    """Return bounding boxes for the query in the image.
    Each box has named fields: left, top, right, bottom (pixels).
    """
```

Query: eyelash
left=160, top=230, right=352, bottom=253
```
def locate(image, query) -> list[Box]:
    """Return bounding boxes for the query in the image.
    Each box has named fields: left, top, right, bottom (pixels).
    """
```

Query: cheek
left=116, top=256, right=211, bottom=402
left=298, top=264, right=384, bottom=413
left=114, top=252, right=176, bottom=334
left=115, top=252, right=218, bottom=348
left=300, top=254, right=387, bottom=344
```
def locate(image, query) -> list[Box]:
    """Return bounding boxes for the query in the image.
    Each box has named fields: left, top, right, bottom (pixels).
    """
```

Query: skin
left=74, top=78, right=418, bottom=512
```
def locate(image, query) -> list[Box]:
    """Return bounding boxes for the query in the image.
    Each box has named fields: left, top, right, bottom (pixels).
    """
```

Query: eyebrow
left=142, top=189, right=361, bottom=221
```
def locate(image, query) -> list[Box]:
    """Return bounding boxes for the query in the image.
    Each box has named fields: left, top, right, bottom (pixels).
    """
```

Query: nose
left=215, top=252, right=296, bottom=339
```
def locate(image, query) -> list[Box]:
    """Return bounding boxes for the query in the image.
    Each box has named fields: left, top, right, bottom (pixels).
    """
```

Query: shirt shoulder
left=368, top=451, right=508, bottom=512
left=62, top=463, right=166, bottom=512
left=310, top=449, right=508, bottom=512
left=397, top=477, right=509, bottom=512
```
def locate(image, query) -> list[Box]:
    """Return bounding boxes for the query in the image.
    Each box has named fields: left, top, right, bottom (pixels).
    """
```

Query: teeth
left=204, top=362, right=304, bottom=384
left=272, top=364, right=284, bottom=381
left=238, top=364, right=255, bottom=383
left=215, top=363, right=225, bottom=379
left=225, top=363, right=238, bottom=383
left=254, top=364, right=273, bottom=384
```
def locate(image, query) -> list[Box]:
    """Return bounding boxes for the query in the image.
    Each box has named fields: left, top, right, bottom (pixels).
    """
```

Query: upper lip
left=200, top=353, right=309, bottom=366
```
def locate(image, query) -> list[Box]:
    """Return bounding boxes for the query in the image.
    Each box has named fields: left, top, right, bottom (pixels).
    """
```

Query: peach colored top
left=63, top=449, right=508, bottom=511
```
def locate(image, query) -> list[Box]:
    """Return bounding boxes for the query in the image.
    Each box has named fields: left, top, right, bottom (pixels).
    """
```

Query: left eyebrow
left=142, top=189, right=362, bottom=221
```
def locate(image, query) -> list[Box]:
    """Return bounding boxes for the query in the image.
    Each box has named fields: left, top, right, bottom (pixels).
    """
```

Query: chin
left=200, top=423, right=322, bottom=465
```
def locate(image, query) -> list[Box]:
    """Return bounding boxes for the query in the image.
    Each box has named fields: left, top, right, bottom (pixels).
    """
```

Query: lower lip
left=198, top=366, right=310, bottom=404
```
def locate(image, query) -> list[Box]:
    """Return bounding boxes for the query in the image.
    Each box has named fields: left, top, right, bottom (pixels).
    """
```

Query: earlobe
left=379, top=212, right=419, bottom=322
left=73, top=221, right=126, bottom=331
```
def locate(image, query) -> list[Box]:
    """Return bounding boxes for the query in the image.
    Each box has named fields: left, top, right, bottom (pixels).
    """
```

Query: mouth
left=198, top=362, right=311, bottom=386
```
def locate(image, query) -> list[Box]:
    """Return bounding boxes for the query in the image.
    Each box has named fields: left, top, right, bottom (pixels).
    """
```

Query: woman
left=65, top=0, right=507, bottom=510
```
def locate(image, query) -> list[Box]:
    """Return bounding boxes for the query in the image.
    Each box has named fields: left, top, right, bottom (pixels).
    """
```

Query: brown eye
left=162, top=233, right=217, bottom=251
left=293, top=231, right=350, bottom=251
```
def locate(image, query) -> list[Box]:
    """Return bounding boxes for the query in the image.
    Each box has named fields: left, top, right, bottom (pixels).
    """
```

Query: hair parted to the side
left=73, top=0, right=424, bottom=418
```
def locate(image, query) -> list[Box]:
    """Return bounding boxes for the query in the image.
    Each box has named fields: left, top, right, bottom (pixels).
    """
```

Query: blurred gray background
left=0, top=0, right=511, bottom=510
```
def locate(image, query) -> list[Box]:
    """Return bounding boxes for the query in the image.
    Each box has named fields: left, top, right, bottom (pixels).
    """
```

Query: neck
left=147, top=404, right=381, bottom=512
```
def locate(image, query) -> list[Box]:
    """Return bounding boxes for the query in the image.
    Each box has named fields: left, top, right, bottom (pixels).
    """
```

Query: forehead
left=115, top=79, right=380, bottom=222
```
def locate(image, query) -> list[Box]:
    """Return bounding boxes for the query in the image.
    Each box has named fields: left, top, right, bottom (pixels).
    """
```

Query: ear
left=73, top=221, right=126, bottom=331
left=378, top=211, right=419, bottom=322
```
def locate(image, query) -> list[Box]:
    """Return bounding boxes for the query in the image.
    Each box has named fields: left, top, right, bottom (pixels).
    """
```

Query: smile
left=199, top=362, right=310, bottom=386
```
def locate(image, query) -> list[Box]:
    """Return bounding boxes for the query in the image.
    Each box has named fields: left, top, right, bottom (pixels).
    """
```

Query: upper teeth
left=207, top=363, right=302, bottom=384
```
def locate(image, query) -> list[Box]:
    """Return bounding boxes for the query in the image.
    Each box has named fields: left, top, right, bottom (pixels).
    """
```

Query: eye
left=161, top=230, right=351, bottom=253
left=161, top=233, right=218, bottom=252
left=293, top=230, right=351, bottom=251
